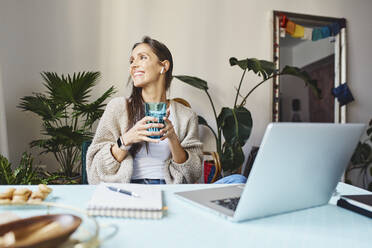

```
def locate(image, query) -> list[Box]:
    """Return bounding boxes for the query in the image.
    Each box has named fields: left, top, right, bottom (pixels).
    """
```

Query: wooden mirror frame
left=272, top=11, right=347, bottom=123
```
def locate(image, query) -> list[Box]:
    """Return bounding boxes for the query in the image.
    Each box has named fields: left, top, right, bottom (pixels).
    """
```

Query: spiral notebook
left=87, top=183, right=163, bottom=219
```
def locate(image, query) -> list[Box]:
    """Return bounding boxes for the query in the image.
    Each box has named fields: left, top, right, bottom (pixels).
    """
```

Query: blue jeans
left=213, top=174, right=247, bottom=184
left=131, top=179, right=166, bottom=184
left=130, top=175, right=247, bottom=184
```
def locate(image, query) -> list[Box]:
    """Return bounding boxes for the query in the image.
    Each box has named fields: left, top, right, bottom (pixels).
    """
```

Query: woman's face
left=129, top=43, right=164, bottom=88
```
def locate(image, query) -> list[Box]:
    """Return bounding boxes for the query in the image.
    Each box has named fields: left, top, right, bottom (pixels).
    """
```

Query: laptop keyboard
left=211, top=197, right=240, bottom=211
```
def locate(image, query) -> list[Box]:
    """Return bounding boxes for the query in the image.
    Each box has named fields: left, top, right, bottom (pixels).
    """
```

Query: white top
left=132, top=105, right=173, bottom=179
left=131, top=139, right=171, bottom=179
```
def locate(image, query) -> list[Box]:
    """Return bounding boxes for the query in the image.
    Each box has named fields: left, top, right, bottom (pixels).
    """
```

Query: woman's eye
left=141, top=55, right=147, bottom=60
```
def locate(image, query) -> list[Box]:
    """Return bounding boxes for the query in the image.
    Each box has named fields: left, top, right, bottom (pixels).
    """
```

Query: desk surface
left=0, top=182, right=371, bottom=248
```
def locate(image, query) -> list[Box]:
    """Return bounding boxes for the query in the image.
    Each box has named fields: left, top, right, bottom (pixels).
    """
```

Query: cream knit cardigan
left=86, top=97, right=203, bottom=184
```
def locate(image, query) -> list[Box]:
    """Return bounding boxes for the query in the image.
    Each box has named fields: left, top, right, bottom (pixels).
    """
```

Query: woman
left=86, top=36, right=246, bottom=184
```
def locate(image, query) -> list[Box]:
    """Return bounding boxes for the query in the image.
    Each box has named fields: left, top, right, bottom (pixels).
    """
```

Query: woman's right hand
left=111, top=116, right=164, bottom=162
left=122, top=116, right=165, bottom=145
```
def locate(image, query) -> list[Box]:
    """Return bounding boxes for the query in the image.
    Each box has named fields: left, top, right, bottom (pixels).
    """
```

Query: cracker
left=27, top=198, right=42, bottom=203
left=38, top=184, right=52, bottom=194
left=30, top=190, right=45, bottom=200
left=0, top=188, right=16, bottom=199
left=0, top=199, right=11, bottom=204
left=11, top=195, right=27, bottom=204
left=13, top=188, right=32, bottom=197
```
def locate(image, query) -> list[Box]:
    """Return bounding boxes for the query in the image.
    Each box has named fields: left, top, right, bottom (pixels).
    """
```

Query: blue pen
left=107, top=186, right=140, bottom=197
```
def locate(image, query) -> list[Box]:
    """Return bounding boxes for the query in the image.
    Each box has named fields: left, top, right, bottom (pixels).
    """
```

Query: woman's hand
left=123, top=116, right=165, bottom=145
left=111, top=116, right=164, bottom=163
left=160, top=108, right=188, bottom=163
left=160, top=109, right=176, bottom=141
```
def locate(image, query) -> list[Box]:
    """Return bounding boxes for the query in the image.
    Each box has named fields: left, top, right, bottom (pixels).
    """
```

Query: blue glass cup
left=145, top=102, right=167, bottom=139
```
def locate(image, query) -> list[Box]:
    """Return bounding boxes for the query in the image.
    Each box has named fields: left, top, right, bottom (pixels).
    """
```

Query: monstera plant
left=175, top=57, right=321, bottom=174
left=346, top=118, right=372, bottom=191
left=18, top=71, right=116, bottom=178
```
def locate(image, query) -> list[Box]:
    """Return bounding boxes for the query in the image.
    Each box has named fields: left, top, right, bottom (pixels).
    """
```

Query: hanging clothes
left=302, top=27, right=313, bottom=40
left=321, top=26, right=331, bottom=39
left=312, top=28, right=322, bottom=41
left=285, top=20, right=296, bottom=35
left=291, top=24, right=305, bottom=38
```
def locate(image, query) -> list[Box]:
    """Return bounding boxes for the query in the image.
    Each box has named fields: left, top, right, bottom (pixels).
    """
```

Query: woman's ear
left=161, top=60, right=170, bottom=73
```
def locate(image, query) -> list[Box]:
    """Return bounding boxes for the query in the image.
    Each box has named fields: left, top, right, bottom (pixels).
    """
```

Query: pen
left=107, top=186, right=140, bottom=197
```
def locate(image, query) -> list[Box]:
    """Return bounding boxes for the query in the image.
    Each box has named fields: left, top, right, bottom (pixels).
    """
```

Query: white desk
left=0, top=182, right=371, bottom=248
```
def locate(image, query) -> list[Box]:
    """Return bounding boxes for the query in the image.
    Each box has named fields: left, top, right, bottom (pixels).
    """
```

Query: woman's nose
left=130, top=57, right=139, bottom=67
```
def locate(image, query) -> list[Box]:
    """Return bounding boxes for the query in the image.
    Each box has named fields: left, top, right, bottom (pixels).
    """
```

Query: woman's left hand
left=160, top=108, right=177, bottom=141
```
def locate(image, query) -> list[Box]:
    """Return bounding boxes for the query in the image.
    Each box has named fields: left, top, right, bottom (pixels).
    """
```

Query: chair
left=81, top=140, right=92, bottom=184
left=242, top=146, right=259, bottom=178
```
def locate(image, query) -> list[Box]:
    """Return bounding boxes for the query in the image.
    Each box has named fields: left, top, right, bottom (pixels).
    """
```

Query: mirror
left=272, top=11, right=347, bottom=123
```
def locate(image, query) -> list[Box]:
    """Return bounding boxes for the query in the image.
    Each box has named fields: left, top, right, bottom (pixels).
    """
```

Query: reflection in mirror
left=272, top=11, right=347, bottom=123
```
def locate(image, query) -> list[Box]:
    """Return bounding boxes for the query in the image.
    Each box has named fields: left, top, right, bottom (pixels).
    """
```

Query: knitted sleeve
left=163, top=111, right=203, bottom=184
left=86, top=98, right=133, bottom=184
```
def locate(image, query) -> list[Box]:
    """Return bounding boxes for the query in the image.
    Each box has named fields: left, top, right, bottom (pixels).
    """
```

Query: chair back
left=81, top=140, right=92, bottom=184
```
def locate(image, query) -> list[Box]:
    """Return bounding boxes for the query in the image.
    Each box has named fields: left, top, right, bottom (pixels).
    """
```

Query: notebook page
left=88, top=183, right=162, bottom=210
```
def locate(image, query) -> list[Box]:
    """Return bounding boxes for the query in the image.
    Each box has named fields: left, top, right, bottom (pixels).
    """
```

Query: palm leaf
left=18, top=93, right=66, bottom=122
left=74, top=86, right=116, bottom=128
left=68, top=71, right=101, bottom=104
left=41, top=72, right=72, bottom=104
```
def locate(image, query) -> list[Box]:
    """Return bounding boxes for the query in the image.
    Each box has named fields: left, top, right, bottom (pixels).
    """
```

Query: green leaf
left=351, top=142, right=371, bottom=165
left=0, top=155, right=15, bottom=184
left=18, top=94, right=66, bottom=122
left=0, top=153, right=46, bottom=185
left=43, top=125, right=92, bottom=147
left=174, top=75, right=208, bottom=90
left=198, top=115, right=208, bottom=126
left=366, top=127, right=372, bottom=137
left=217, top=107, right=252, bottom=146
left=220, top=141, right=245, bottom=172
left=74, top=86, right=116, bottom=128
left=229, top=57, right=275, bottom=80
left=280, top=66, right=321, bottom=99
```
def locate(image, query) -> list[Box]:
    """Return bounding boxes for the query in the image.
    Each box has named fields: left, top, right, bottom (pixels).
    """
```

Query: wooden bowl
left=0, top=214, right=82, bottom=248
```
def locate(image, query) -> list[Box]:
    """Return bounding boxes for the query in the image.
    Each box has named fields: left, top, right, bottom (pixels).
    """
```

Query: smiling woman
left=86, top=36, right=203, bottom=185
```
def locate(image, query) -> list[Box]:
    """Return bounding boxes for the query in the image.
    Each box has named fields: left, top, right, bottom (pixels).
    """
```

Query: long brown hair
left=127, top=36, right=173, bottom=157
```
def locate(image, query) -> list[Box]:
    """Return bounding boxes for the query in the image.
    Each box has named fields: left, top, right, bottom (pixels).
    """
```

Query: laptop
left=175, top=123, right=365, bottom=222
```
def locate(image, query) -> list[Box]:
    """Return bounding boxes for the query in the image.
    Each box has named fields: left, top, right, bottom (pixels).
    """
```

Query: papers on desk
left=337, top=194, right=372, bottom=218
left=87, top=183, right=163, bottom=219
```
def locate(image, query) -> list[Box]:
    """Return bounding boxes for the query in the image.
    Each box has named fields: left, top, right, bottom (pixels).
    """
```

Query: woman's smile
left=133, top=70, right=145, bottom=78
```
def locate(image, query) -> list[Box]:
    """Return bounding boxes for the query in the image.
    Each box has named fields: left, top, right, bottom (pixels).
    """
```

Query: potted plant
left=346, top=118, right=372, bottom=191
left=175, top=57, right=321, bottom=174
left=18, top=71, right=116, bottom=180
left=0, top=153, right=58, bottom=185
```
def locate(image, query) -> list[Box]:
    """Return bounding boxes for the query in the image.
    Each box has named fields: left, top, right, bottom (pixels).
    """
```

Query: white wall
left=0, top=0, right=372, bottom=172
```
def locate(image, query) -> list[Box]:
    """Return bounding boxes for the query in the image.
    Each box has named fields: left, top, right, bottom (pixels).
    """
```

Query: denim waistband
left=130, top=179, right=166, bottom=184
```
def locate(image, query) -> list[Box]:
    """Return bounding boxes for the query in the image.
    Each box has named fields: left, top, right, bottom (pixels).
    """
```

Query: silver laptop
left=175, top=123, right=365, bottom=222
